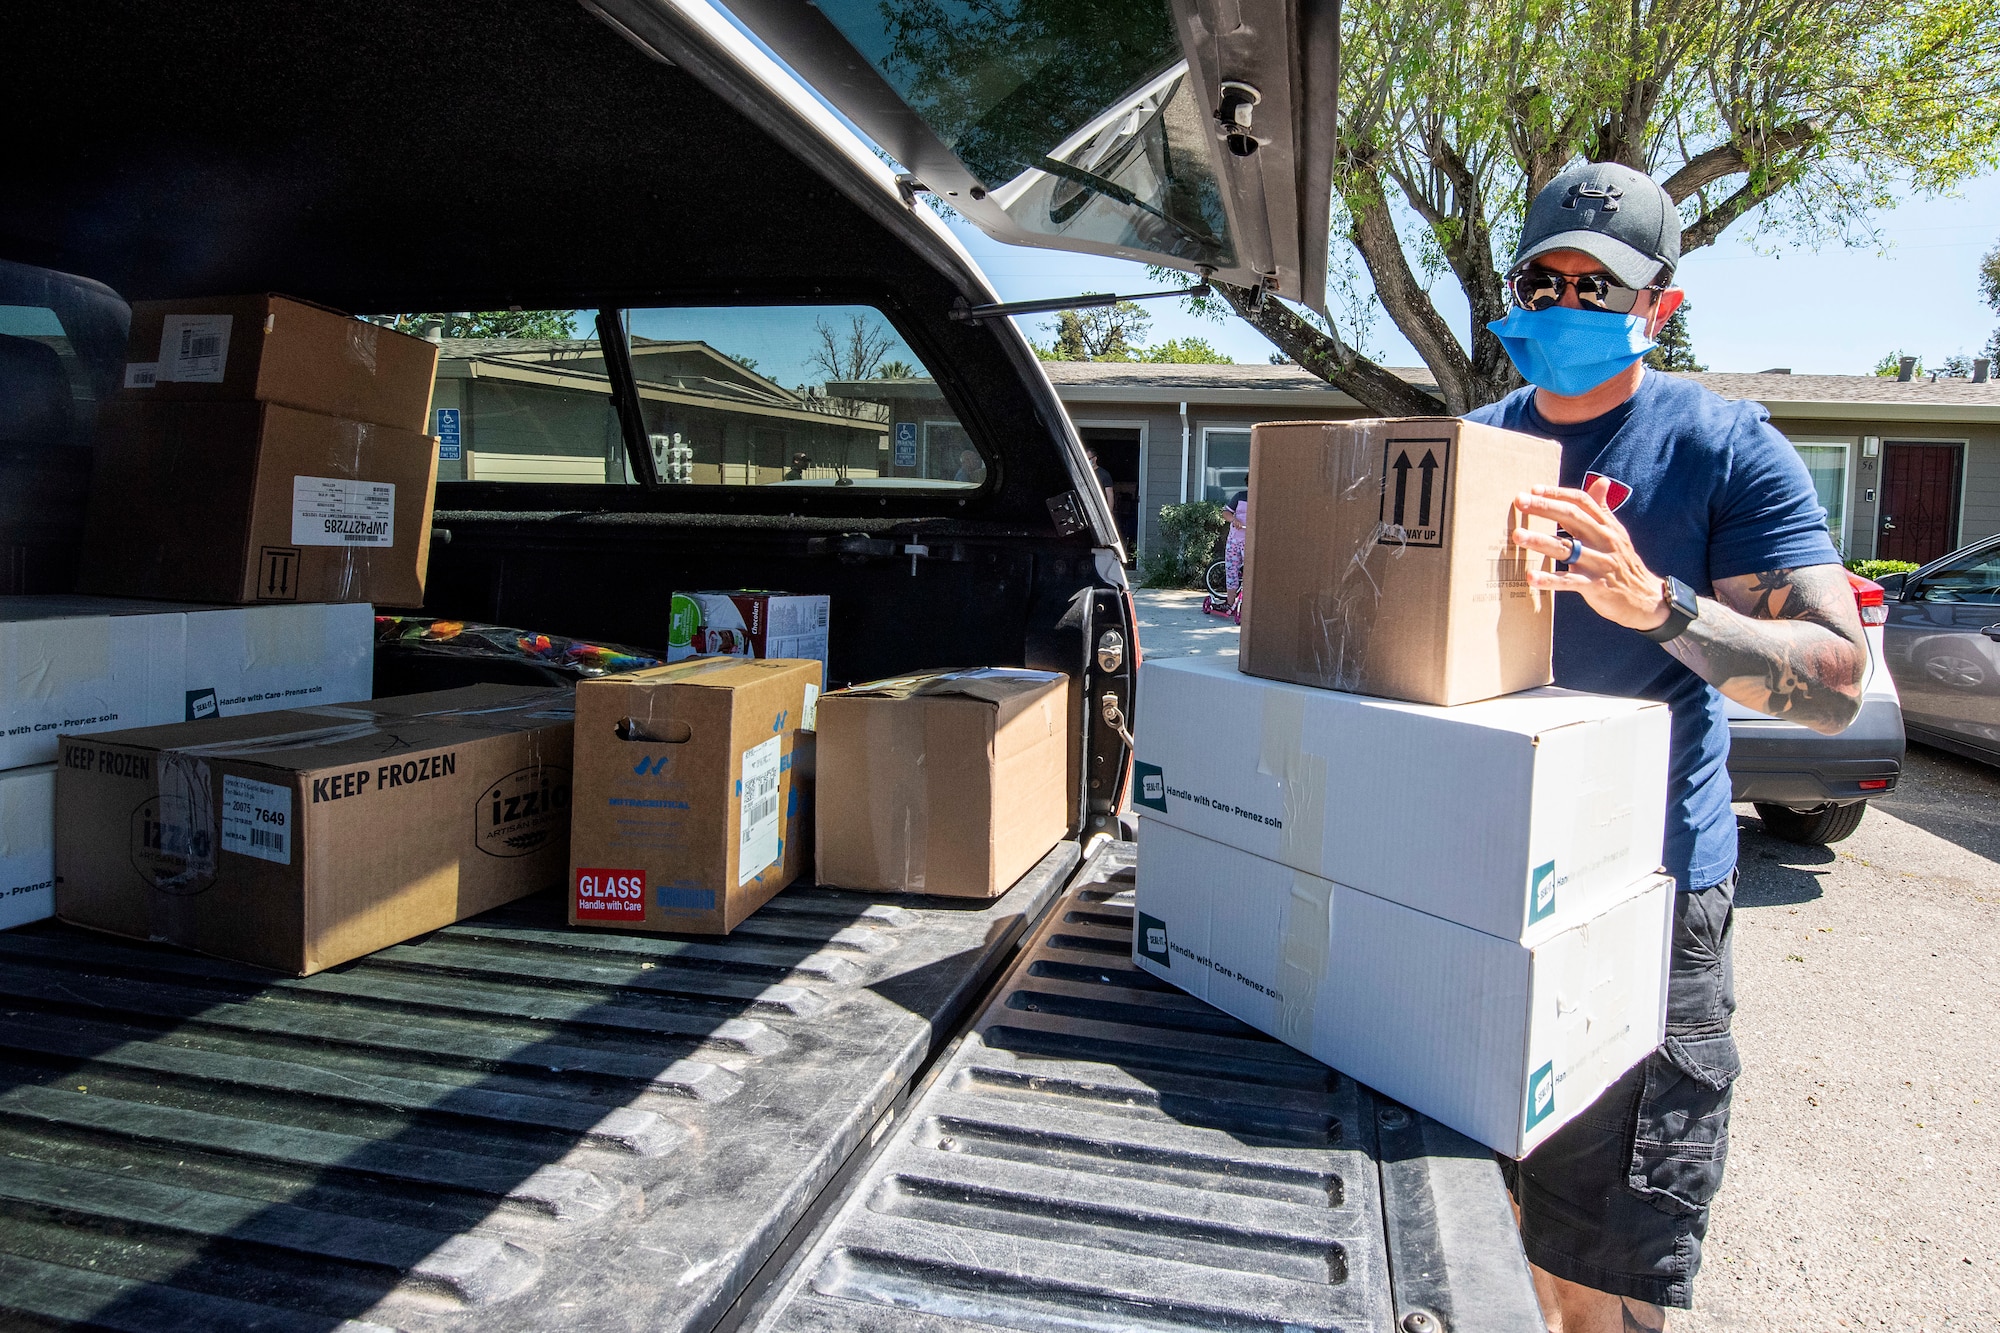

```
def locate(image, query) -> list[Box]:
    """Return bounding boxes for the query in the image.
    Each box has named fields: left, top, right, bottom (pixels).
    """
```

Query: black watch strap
left=1641, top=575, right=1700, bottom=643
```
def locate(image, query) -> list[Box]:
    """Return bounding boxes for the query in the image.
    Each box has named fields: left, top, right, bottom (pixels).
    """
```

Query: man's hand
left=1511, top=477, right=1669, bottom=629
left=1508, top=478, right=1868, bottom=735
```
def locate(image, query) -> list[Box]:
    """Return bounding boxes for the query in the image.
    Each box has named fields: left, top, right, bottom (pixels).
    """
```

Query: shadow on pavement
left=1734, top=818, right=1834, bottom=907
left=1872, top=744, right=2000, bottom=865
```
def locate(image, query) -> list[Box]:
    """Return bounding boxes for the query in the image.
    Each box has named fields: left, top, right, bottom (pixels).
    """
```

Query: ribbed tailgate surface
left=743, top=843, right=1543, bottom=1333
left=0, top=843, right=1075, bottom=1332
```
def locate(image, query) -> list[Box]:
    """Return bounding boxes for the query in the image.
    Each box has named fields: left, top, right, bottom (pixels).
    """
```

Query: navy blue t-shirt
left=1466, top=372, right=1839, bottom=892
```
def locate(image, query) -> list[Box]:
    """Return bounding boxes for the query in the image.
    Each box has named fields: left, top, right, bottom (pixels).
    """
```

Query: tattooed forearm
left=1663, top=564, right=1867, bottom=734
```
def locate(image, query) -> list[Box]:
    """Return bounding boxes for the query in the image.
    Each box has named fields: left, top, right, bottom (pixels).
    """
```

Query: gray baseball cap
left=1512, top=162, right=1680, bottom=288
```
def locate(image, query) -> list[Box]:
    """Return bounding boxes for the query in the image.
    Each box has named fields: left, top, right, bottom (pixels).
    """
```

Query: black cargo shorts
left=1501, top=873, right=1739, bottom=1309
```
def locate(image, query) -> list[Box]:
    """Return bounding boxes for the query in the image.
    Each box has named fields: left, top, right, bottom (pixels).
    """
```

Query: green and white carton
left=1133, top=819, right=1673, bottom=1158
left=1134, top=655, right=1670, bottom=941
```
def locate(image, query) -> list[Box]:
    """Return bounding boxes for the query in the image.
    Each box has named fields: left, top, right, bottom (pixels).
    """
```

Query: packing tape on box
left=865, top=704, right=926, bottom=892
left=1276, top=869, right=1332, bottom=1050
left=346, top=319, right=380, bottom=374
left=147, top=754, right=218, bottom=943
left=1256, top=689, right=1326, bottom=865
left=242, top=604, right=327, bottom=670
left=166, top=707, right=380, bottom=757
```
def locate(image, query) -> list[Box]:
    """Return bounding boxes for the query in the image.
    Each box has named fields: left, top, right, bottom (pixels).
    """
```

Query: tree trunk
left=1216, top=281, right=1446, bottom=417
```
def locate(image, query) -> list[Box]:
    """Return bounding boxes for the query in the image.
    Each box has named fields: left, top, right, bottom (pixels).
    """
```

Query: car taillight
left=1847, top=572, right=1886, bottom=627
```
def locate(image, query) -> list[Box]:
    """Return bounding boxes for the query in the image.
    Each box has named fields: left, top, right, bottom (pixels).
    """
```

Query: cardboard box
left=666, top=591, right=830, bottom=669
left=1134, top=657, right=1668, bottom=940
left=0, top=765, right=55, bottom=931
left=815, top=669, right=1069, bottom=898
left=55, top=685, right=574, bottom=975
left=181, top=603, right=376, bottom=720
left=1133, top=820, right=1673, bottom=1157
left=80, top=401, right=438, bottom=606
left=0, top=596, right=185, bottom=769
left=120, top=295, right=439, bottom=433
left=1241, top=418, right=1561, bottom=705
left=568, top=657, right=821, bottom=935
left=0, top=596, right=374, bottom=768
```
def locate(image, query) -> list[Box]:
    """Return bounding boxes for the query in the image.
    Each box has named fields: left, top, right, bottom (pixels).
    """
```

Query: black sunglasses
left=1507, top=266, right=1665, bottom=314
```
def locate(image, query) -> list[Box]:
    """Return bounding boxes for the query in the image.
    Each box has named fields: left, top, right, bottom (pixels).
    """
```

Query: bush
left=1846, top=558, right=1919, bottom=581
left=1148, top=500, right=1230, bottom=588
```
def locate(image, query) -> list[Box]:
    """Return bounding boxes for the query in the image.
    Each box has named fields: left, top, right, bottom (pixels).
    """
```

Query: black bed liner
left=733, top=842, right=1545, bottom=1333
left=0, top=843, right=1077, bottom=1331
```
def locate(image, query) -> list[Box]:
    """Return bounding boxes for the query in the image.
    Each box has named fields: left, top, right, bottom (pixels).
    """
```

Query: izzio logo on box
left=575, top=867, right=646, bottom=920
left=475, top=766, right=572, bottom=858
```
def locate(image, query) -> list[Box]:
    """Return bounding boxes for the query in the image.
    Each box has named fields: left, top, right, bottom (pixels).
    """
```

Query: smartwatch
left=1641, top=575, right=1700, bottom=643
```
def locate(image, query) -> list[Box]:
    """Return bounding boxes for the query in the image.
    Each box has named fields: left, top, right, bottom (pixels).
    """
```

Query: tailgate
left=734, top=842, right=1544, bottom=1332
left=0, top=845, right=1075, bottom=1331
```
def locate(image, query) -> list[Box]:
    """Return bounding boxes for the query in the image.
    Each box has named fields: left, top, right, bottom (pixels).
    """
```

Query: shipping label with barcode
left=222, top=774, right=291, bottom=865
left=156, top=313, right=234, bottom=383
left=737, top=735, right=782, bottom=885
left=292, top=476, right=396, bottom=547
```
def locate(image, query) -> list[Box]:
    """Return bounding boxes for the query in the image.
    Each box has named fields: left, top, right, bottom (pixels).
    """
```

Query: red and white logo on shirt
left=1584, top=471, right=1633, bottom=510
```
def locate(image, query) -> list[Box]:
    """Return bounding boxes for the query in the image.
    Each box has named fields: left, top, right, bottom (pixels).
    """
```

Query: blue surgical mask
left=1486, top=305, right=1656, bottom=397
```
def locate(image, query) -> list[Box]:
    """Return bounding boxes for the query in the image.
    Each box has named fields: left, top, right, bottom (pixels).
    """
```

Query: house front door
left=1878, top=442, right=1962, bottom=563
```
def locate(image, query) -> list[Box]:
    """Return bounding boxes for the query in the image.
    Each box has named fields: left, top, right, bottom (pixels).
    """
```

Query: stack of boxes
left=1131, top=419, right=1676, bottom=1156
left=7, top=296, right=439, bottom=936
left=83, top=295, right=440, bottom=606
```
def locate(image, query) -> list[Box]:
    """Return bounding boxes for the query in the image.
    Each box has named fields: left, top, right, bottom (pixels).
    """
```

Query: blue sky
left=958, top=171, right=2000, bottom=376
left=628, top=306, right=917, bottom=390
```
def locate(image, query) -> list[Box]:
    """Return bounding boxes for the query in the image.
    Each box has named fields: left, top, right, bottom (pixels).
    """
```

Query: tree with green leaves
left=377, top=311, right=577, bottom=340
left=1142, top=338, right=1234, bottom=364
left=1037, top=300, right=1155, bottom=361
left=1982, top=238, right=2000, bottom=361
left=1194, top=0, right=2000, bottom=414
left=1643, top=305, right=1704, bottom=372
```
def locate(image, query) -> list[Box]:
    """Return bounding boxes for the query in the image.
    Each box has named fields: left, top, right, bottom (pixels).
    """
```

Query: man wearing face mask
left=1466, top=162, right=1867, bottom=1330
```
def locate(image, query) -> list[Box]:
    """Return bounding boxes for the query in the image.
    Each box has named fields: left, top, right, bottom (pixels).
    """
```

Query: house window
left=1201, top=427, right=1251, bottom=505
left=1791, top=442, right=1849, bottom=551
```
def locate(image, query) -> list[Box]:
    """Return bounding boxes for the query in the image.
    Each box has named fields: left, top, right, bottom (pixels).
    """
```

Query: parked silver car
left=1876, top=535, right=2000, bottom=764
left=1726, top=571, right=1905, bottom=845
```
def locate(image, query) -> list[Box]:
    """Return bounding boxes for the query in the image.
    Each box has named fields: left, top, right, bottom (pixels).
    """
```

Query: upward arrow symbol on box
left=1391, top=451, right=1412, bottom=526
left=1418, top=450, right=1439, bottom=528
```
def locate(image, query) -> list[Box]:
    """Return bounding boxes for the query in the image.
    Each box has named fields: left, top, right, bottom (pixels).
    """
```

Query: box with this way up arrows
left=1241, top=418, right=1562, bottom=706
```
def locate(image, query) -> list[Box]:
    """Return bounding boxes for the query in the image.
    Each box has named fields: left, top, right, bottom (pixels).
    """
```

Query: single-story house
left=431, top=337, right=892, bottom=486
left=1045, top=362, right=2000, bottom=568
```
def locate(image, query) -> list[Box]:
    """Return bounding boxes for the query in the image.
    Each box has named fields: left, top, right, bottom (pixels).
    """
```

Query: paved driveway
left=1133, top=588, right=1239, bottom=662
left=1130, top=590, right=2000, bottom=1329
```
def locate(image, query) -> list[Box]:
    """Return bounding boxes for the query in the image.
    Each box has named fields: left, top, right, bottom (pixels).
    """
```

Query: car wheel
left=1753, top=801, right=1868, bottom=846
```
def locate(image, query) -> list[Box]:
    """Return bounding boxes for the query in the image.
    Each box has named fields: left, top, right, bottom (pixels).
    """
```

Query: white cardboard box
left=182, top=602, right=375, bottom=721
left=1134, top=656, right=1670, bottom=940
left=0, top=764, right=54, bottom=930
left=0, top=596, right=187, bottom=768
left=0, top=597, right=373, bottom=767
left=1133, top=819, right=1673, bottom=1157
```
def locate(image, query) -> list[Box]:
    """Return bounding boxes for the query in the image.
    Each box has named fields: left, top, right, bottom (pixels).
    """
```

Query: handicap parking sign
left=893, top=421, right=918, bottom=469
left=435, top=407, right=462, bottom=461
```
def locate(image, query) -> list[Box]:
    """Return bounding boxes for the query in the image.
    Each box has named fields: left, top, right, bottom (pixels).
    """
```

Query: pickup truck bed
left=0, top=843, right=1538, bottom=1331
left=736, top=843, right=1543, bottom=1333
